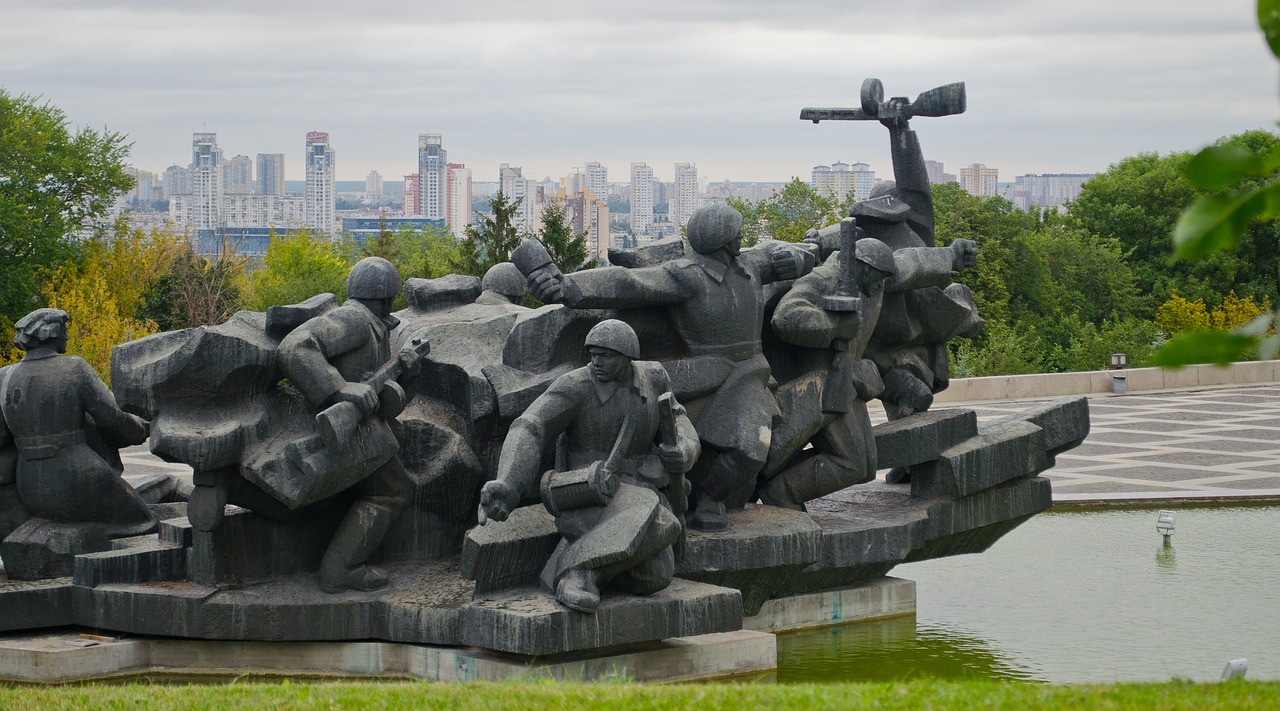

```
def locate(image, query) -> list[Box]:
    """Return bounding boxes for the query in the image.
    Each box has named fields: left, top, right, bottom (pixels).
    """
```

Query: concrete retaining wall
left=932, top=360, right=1280, bottom=404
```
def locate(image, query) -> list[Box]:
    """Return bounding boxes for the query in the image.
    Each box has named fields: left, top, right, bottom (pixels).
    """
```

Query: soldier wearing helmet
left=276, top=257, right=411, bottom=593
left=480, top=319, right=700, bottom=613
left=802, top=104, right=983, bottom=484
left=524, top=204, right=817, bottom=531
left=761, top=231, right=979, bottom=508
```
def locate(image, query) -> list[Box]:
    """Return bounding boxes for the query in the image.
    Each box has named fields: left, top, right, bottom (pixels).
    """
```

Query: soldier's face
left=588, top=347, right=629, bottom=383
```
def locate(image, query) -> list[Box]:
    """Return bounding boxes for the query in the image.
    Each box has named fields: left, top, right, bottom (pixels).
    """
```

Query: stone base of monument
left=0, top=628, right=777, bottom=684
left=744, top=576, right=916, bottom=632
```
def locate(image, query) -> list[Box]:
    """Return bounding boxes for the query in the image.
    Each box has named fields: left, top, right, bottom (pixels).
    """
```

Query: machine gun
left=800, top=78, right=966, bottom=124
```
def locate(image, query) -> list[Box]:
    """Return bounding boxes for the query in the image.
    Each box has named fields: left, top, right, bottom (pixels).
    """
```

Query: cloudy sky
left=2, top=1, right=1277, bottom=184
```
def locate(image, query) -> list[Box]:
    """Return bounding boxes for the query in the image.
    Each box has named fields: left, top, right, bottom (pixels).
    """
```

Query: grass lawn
left=1, top=679, right=1277, bottom=710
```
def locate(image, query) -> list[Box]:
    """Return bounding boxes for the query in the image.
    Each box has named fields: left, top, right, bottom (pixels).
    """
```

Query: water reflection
left=1155, top=541, right=1177, bottom=570
left=776, top=615, right=1039, bottom=683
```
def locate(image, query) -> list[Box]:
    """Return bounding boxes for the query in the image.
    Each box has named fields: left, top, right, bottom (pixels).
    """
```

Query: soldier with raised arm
left=521, top=204, right=815, bottom=530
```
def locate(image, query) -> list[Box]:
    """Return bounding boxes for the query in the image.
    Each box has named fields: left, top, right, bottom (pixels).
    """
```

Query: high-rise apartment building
left=924, top=160, right=956, bottom=185
left=418, top=134, right=447, bottom=219
left=1007, top=173, right=1095, bottom=211
left=849, top=162, right=876, bottom=201
left=585, top=161, right=608, bottom=200
left=672, top=162, right=698, bottom=228
left=256, top=153, right=285, bottom=195
left=630, top=162, right=654, bottom=235
left=403, top=174, right=420, bottom=216
left=190, top=133, right=223, bottom=231
left=500, top=163, right=537, bottom=233
left=959, top=163, right=998, bottom=198
left=446, top=163, right=473, bottom=239
left=366, top=170, right=384, bottom=196
left=222, top=155, right=254, bottom=194
left=304, top=131, right=336, bottom=234
left=163, top=164, right=191, bottom=197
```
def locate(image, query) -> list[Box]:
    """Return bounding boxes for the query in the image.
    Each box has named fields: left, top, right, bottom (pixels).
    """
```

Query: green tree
left=452, top=191, right=524, bottom=277
left=0, top=89, right=133, bottom=323
left=240, top=230, right=351, bottom=310
left=728, top=178, right=841, bottom=246
left=536, top=201, right=592, bottom=273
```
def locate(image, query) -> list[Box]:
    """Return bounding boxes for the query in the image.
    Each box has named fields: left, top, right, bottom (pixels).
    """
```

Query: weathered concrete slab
left=873, top=409, right=978, bottom=470
left=675, top=505, right=822, bottom=616
left=459, top=577, right=742, bottom=656
left=0, top=577, right=73, bottom=631
left=745, top=576, right=915, bottom=632
left=461, top=505, right=559, bottom=592
left=996, top=395, right=1090, bottom=455
left=72, top=542, right=187, bottom=587
left=0, top=519, right=111, bottom=581
left=911, top=419, right=1046, bottom=498
left=0, top=627, right=774, bottom=684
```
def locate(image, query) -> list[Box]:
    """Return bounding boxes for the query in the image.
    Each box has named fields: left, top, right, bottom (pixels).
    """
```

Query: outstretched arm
left=883, top=103, right=935, bottom=246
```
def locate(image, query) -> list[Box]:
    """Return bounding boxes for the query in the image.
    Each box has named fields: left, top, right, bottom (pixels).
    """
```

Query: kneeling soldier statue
left=479, top=319, right=701, bottom=613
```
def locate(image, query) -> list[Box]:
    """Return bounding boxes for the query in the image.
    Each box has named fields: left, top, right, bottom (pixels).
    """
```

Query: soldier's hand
left=951, top=239, right=978, bottom=271
left=478, top=480, right=519, bottom=524
left=771, top=246, right=814, bottom=281
left=658, top=443, right=687, bottom=474
left=528, top=268, right=564, bottom=304
left=334, top=382, right=378, bottom=416
left=833, top=308, right=863, bottom=342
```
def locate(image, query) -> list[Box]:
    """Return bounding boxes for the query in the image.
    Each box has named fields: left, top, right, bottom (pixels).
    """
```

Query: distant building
left=418, top=133, right=447, bottom=220
left=304, top=131, right=336, bottom=234
left=342, top=216, right=446, bottom=241
left=446, top=163, right=472, bottom=238
left=365, top=170, right=384, bottom=196
left=672, top=162, right=698, bottom=228
left=585, top=161, right=608, bottom=200
left=500, top=163, right=537, bottom=233
left=924, top=160, right=956, bottom=184
left=222, top=155, right=254, bottom=194
left=163, top=164, right=191, bottom=198
left=1006, top=173, right=1096, bottom=211
left=630, top=162, right=654, bottom=235
left=257, top=153, right=286, bottom=196
left=190, top=133, right=223, bottom=231
left=403, top=173, right=421, bottom=216
left=959, top=163, right=998, bottom=198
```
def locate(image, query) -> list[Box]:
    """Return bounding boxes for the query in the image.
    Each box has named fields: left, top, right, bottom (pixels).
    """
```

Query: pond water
left=776, top=505, right=1280, bottom=684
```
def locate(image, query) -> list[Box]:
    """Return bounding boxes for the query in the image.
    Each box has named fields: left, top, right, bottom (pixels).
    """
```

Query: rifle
left=317, top=334, right=430, bottom=450
left=658, top=392, right=689, bottom=562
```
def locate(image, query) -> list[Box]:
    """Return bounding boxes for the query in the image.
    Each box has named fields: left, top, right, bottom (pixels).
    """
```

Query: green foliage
left=536, top=201, right=592, bottom=273
left=0, top=89, right=133, bottom=323
left=453, top=191, right=524, bottom=277
left=1148, top=5, right=1280, bottom=366
left=240, top=230, right=351, bottom=310
left=728, top=178, right=841, bottom=246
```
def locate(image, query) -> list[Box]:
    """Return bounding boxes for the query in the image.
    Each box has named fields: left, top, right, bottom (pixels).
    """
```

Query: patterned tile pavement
left=120, top=383, right=1280, bottom=505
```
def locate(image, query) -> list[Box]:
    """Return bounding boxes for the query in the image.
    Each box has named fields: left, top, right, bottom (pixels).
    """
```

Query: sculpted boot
left=319, top=500, right=393, bottom=593
left=556, top=568, right=602, bottom=613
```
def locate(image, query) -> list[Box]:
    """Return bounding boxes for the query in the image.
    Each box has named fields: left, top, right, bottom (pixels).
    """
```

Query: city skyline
left=4, top=1, right=1273, bottom=183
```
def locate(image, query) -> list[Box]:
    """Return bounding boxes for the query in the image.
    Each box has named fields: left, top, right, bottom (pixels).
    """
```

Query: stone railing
left=933, top=360, right=1280, bottom=403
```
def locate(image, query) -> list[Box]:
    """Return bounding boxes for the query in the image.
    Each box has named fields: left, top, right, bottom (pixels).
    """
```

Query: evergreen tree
left=536, top=201, right=592, bottom=273
left=452, top=191, right=523, bottom=277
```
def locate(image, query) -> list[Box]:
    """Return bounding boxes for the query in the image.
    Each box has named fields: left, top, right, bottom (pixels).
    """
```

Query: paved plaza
left=120, top=383, right=1280, bottom=506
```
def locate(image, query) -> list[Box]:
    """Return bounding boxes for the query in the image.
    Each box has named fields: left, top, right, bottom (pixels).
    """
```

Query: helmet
left=686, top=204, right=743, bottom=254
left=347, top=257, right=402, bottom=300
left=482, top=262, right=526, bottom=299
left=584, top=319, right=640, bottom=359
left=854, top=238, right=896, bottom=276
left=849, top=180, right=910, bottom=222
